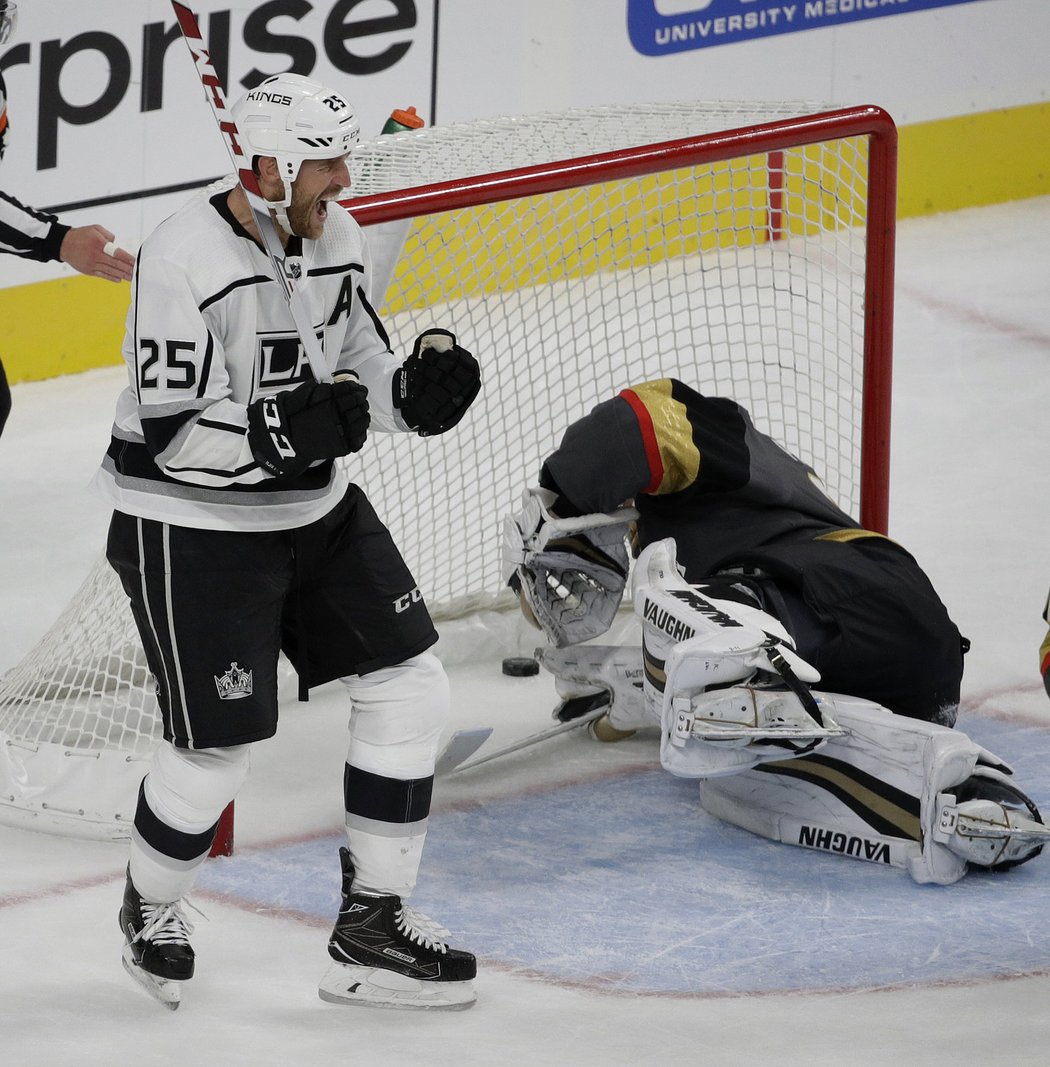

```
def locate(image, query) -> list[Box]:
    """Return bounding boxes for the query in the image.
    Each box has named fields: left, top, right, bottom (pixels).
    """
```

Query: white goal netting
left=0, top=101, right=897, bottom=839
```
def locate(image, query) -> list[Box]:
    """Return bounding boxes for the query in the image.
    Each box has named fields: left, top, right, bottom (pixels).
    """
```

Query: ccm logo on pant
left=394, top=588, right=423, bottom=613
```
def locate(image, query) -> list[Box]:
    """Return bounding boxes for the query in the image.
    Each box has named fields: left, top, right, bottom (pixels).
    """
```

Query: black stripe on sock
left=343, top=764, right=434, bottom=825
left=134, top=780, right=219, bottom=862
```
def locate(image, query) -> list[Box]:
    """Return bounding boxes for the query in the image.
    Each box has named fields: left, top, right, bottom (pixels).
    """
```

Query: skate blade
left=318, top=962, right=476, bottom=1011
left=692, top=723, right=844, bottom=743
left=121, top=947, right=182, bottom=1010
left=956, top=814, right=1050, bottom=843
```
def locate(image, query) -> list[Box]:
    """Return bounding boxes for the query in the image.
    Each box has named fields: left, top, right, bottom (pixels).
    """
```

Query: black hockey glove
left=247, top=376, right=370, bottom=478
left=392, top=329, right=480, bottom=436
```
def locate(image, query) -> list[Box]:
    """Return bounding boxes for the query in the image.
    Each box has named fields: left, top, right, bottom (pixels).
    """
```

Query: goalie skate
left=931, top=769, right=1050, bottom=870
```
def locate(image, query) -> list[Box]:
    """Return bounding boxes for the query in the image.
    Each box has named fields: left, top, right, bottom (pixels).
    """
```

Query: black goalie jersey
left=540, top=377, right=867, bottom=579
left=95, top=177, right=408, bottom=532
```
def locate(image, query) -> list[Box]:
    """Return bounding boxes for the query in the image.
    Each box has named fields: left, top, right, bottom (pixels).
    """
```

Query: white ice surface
left=2, top=197, right=1050, bottom=1065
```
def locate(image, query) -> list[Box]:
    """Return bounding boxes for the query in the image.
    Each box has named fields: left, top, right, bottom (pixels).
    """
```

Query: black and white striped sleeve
left=0, top=190, right=69, bottom=262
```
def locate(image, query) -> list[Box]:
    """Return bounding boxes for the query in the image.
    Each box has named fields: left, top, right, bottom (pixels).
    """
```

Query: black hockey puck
left=502, top=656, right=540, bottom=677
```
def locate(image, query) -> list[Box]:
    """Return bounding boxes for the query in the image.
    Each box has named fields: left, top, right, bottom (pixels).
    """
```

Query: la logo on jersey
left=214, top=662, right=253, bottom=700
left=257, top=329, right=325, bottom=390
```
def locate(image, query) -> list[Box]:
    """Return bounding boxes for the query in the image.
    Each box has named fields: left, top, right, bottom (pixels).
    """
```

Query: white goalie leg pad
left=632, top=538, right=820, bottom=725
left=698, top=698, right=924, bottom=875
left=537, top=644, right=653, bottom=731
left=695, top=696, right=1047, bottom=884
left=660, top=684, right=843, bottom=778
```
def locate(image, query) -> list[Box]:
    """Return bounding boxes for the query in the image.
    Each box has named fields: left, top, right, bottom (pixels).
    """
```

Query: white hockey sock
left=345, top=825, right=428, bottom=898
left=340, top=653, right=448, bottom=897
left=129, top=742, right=250, bottom=902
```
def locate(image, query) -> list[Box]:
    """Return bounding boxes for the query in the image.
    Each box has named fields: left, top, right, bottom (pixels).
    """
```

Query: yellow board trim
left=1, top=275, right=130, bottom=383
left=897, top=102, right=1050, bottom=217
left=3, top=101, right=1047, bottom=385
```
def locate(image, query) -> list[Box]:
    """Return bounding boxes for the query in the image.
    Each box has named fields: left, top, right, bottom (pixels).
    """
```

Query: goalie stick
left=170, top=1, right=333, bottom=383
left=434, top=727, right=493, bottom=775
left=439, top=695, right=610, bottom=775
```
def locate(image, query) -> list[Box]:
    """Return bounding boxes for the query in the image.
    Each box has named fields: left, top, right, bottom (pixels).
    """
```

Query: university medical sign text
left=627, top=0, right=988, bottom=55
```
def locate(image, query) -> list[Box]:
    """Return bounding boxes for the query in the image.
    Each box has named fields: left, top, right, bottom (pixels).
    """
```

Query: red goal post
left=0, top=101, right=897, bottom=847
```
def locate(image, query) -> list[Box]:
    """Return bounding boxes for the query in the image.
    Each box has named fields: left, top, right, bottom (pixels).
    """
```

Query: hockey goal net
left=0, top=101, right=897, bottom=841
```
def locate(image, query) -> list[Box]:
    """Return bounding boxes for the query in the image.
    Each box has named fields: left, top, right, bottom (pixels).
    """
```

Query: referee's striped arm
left=0, top=189, right=68, bottom=261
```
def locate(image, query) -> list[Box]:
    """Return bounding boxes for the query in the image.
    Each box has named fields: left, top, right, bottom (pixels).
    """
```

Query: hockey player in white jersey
left=504, top=378, right=1049, bottom=886
left=96, top=73, right=480, bottom=1010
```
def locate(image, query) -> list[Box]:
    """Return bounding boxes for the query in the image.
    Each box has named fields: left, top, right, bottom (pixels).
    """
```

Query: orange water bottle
left=381, top=106, right=424, bottom=135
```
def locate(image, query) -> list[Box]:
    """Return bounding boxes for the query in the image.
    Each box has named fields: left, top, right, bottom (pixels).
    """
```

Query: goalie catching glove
left=247, top=375, right=370, bottom=478
left=503, top=487, right=639, bottom=647
left=393, top=329, right=480, bottom=436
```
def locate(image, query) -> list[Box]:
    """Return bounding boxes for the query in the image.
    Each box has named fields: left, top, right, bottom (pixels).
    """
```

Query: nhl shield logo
left=214, top=662, right=253, bottom=700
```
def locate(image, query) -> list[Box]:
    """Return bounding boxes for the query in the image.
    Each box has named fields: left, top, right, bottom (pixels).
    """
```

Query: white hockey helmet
left=232, top=73, right=360, bottom=198
left=0, top=2, right=18, bottom=46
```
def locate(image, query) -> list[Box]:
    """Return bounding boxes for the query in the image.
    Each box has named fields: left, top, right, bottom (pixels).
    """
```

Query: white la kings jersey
left=94, top=176, right=408, bottom=532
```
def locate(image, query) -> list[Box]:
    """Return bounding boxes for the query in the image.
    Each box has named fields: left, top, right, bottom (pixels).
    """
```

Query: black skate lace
left=395, top=905, right=450, bottom=954
left=135, top=900, right=195, bottom=947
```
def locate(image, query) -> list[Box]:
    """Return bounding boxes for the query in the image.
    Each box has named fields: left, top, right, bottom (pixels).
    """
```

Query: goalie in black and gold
left=503, top=378, right=1049, bottom=885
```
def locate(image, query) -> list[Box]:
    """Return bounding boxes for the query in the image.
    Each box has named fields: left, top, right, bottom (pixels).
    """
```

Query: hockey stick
left=434, top=727, right=493, bottom=776
left=441, top=700, right=609, bottom=775
left=170, top=1, right=333, bottom=383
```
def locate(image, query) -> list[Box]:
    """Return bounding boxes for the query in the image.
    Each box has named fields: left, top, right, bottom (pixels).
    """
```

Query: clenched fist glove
left=393, top=329, right=480, bottom=436
left=247, top=376, right=370, bottom=478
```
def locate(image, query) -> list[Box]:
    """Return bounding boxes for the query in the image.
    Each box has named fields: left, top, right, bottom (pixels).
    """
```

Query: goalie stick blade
left=121, top=947, right=182, bottom=1011
left=434, top=728, right=494, bottom=776
left=445, top=701, right=610, bottom=775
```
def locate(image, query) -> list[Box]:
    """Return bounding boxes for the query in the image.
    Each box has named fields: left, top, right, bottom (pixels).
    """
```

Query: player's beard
left=285, top=188, right=328, bottom=240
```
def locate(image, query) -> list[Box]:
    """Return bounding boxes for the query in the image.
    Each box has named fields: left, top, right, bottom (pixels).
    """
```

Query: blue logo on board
left=627, top=0, right=988, bottom=56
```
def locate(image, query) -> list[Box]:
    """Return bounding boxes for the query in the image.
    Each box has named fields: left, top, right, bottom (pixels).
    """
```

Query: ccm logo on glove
left=247, top=376, right=370, bottom=478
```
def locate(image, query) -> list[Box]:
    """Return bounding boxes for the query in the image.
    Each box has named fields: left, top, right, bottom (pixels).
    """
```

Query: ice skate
left=933, top=767, right=1050, bottom=871
left=319, top=847, right=477, bottom=1010
left=118, top=868, right=195, bottom=1010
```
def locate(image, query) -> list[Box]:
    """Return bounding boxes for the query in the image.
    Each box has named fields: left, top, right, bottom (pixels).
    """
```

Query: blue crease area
left=197, top=715, right=1050, bottom=995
